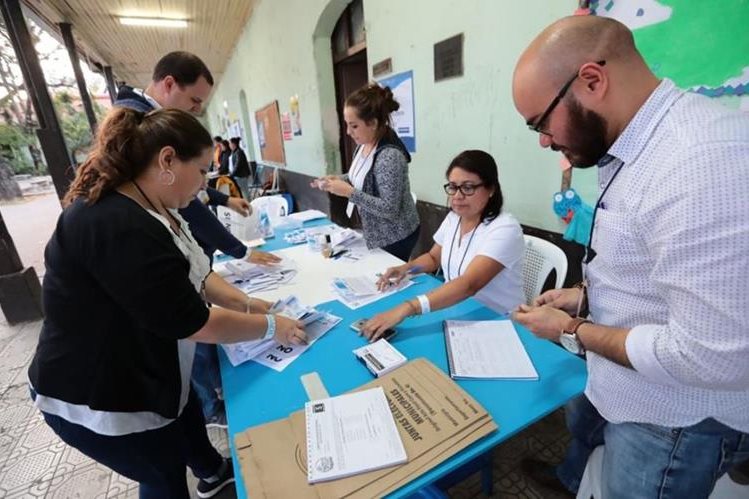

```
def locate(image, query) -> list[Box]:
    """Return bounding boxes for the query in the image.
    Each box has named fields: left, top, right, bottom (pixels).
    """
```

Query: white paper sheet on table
left=252, top=313, right=342, bottom=371
left=332, top=276, right=416, bottom=310
left=215, top=256, right=297, bottom=294
left=222, top=338, right=275, bottom=367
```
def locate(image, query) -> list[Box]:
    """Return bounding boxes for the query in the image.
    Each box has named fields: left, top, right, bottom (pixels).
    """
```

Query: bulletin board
left=254, top=100, right=286, bottom=165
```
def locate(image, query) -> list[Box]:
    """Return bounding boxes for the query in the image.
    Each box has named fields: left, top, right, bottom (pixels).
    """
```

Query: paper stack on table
left=215, top=256, right=298, bottom=294
left=331, top=275, right=415, bottom=310
left=221, top=295, right=341, bottom=371
left=288, top=209, right=327, bottom=223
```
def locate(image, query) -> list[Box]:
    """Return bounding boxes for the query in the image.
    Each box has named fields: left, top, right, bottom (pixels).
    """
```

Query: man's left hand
left=512, top=304, right=571, bottom=341
left=227, top=197, right=251, bottom=216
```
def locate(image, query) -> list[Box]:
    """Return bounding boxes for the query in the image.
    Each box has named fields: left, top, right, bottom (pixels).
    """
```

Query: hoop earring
left=159, top=168, right=175, bottom=186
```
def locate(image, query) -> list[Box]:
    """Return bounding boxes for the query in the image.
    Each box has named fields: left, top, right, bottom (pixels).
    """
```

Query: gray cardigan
left=348, top=138, right=420, bottom=249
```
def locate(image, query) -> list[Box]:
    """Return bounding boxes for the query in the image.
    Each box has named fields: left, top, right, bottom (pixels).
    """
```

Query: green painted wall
left=207, top=0, right=581, bottom=233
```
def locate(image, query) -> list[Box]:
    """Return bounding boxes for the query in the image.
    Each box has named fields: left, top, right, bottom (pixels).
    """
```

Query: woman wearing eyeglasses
left=361, top=150, right=525, bottom=341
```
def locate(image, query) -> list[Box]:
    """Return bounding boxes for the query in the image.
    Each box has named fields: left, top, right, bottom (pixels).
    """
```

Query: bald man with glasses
left=511, top=15, right=749, bottom=499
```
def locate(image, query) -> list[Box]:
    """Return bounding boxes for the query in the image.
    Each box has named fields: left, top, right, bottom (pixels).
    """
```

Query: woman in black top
left=28, top=108, right=306, bottom=499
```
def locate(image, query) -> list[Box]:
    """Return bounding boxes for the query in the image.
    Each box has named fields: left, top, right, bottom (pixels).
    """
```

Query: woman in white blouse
left=362, top=150, right=525, bottom=340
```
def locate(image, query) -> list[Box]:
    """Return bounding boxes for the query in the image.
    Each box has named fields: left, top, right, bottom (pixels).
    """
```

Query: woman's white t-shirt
left=433, top=211, right=525, bottom=314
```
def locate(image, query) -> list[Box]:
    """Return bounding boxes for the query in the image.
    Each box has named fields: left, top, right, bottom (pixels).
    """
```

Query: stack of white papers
left=283, top=229, right=309, bottom=245
left=221, top=295, right=342, bottom=371
left=215, top=256, right=298, bottom=294
left=353, top=339, right=407, bottom=377
left=331, top=275, right=415, bottom=310
left=305, top=387, right=408, bottom=483
left=288, top=209, right=327, bottom=223
left=253, top=312, right=341, bottom=372
left=443, top=320, right=538, bottom=380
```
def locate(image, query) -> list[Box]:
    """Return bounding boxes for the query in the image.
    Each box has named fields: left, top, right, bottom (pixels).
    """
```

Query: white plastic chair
left=250, top=195, right=289, bottom=219
left=577, top=445, right=604, bottom=499
left=522, top=235, right=568, bottom=305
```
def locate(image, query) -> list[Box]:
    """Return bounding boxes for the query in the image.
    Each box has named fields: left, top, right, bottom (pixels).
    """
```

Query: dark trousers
left=38, top=389, right=223, bottom=499
left=382, top=226, right=420, bottom=262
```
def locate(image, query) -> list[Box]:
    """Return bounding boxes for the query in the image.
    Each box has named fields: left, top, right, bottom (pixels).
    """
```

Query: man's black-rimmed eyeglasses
left=528, top=60, right=606, bottom=136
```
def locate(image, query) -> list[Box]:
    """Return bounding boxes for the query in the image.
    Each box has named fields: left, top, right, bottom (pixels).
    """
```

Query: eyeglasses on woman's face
left=443, top=182, right=484, bottom=196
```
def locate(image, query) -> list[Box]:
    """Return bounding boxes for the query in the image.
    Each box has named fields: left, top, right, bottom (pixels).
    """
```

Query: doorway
left=331, top=0, right=367, bottom=173
left=330, top=0, right=367, bottom=225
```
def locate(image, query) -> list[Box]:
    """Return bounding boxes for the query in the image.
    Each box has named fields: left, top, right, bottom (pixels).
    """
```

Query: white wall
left=207, top=0, right=596, bottom=232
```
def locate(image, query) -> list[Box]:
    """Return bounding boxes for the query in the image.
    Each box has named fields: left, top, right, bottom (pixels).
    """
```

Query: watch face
left=560, top=333, right=582, bottom=355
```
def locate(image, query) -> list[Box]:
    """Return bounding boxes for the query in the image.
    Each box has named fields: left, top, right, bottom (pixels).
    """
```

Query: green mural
left=593, top=0, right=749, bottom=96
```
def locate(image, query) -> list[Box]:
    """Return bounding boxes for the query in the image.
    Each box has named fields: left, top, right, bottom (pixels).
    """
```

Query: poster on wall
left=281, top=112, right=293, bottom=141
left=290, top=95, right=302, bottom=136
left=255, top=101, right=285, bottom=165
left=377, top=70, right=416, bottom=153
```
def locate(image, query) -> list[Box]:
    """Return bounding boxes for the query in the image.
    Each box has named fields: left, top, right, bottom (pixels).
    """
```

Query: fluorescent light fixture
left=119, top=17, right=188, bottom=28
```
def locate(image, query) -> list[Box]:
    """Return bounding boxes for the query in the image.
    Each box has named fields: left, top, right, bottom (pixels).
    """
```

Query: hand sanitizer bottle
left=258, top=208, right=274, bottom=238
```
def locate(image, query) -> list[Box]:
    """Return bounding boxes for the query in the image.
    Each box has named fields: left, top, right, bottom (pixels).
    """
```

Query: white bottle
left=258, top=208, right=274, bottom=238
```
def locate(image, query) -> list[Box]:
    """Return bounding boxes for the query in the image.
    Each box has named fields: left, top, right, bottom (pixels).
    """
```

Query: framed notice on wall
left=254, top=100, right=286, bottom=165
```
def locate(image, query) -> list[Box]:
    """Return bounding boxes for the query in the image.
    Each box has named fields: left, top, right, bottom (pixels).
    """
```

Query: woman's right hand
left=376, top=265, right=408, bottom=291
left=310, top=175, right=335, bottom=190
left=532, top=288, right=582, bottom=315
left=273, top=315, right=307, bottom=346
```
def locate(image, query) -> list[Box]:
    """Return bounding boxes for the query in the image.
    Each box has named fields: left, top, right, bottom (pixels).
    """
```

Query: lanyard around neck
left=447, top=218, right=479, bottom=281
left=584, top=160, right=626, bottom=264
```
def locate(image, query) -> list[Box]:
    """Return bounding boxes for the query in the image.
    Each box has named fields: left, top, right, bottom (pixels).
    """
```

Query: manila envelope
left=234, top=358, right=498, bottom=498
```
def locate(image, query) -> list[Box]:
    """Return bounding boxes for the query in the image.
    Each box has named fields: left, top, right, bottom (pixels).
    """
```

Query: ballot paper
left=443, top=320, right=538, bottom=380
left=215, top=256, right=298, bottom=294
left=305, top=387, right=407, bottom=483
left=222, top=296, right=339, bottom=369
left=252, top=313, right=342, bottom=372
left=332, top=275, right=415, bottom=310
left=221, top=338, right=274, bottom=367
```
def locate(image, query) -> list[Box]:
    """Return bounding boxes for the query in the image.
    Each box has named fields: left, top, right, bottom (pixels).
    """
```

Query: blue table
left=219, top=220, right=587, bottom=498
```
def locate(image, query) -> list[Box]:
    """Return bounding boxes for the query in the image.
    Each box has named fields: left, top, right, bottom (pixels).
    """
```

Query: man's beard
left=553, top=95, right=610, bottom=169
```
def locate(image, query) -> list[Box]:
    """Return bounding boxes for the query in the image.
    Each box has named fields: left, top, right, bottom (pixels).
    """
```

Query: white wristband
left=263, top=314, right=276, bottom=340
left=416, top=294, right=431, bottom=315
left=244, top=247, right=253, bottom=259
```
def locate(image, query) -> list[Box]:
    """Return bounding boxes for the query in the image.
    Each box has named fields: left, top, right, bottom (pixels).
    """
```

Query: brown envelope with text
left=234, top=358, right=498, bottom=498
